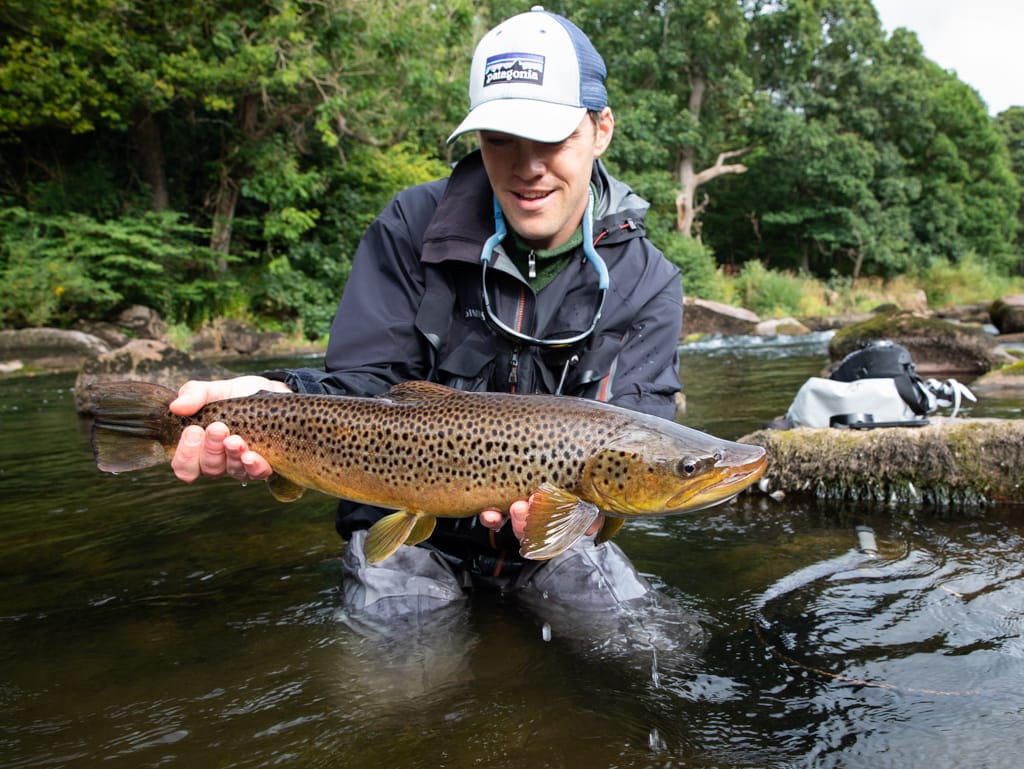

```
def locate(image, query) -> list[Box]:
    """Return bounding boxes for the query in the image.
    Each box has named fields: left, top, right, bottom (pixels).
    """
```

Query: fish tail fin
left=88, top=381, right=181, bottom=473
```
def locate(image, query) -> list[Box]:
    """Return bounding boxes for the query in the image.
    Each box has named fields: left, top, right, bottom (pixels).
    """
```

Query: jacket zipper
left=508, top=285, right=528, bottom=392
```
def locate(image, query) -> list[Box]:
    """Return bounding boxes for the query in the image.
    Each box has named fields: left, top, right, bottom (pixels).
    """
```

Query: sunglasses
left=479, top=191, right=608, bottom=351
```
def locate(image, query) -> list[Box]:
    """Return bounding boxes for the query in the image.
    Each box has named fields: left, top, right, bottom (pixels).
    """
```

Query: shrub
left=0, top=207, right=229, bottom=328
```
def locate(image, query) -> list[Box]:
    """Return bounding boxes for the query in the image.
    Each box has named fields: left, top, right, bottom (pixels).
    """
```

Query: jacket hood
left=592, top=158, right=650, bottom=231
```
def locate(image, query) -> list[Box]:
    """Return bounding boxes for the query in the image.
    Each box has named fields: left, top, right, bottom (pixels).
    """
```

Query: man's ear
left=593, top=107, right=615, bottom=158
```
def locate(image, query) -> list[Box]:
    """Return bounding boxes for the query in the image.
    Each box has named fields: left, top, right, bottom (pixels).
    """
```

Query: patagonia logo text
left=483, top=52, right=545, bottom=87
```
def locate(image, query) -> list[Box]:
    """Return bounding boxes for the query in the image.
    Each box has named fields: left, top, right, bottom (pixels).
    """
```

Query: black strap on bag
left=830, top=340, right=933, bottom=416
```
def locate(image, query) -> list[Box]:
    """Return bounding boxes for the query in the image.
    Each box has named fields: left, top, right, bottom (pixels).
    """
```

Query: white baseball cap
left=447, top=6, right=608, bottom=144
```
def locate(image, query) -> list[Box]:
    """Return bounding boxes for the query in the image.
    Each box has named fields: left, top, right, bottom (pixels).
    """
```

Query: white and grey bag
left=785, top=340, right=975, bottom=429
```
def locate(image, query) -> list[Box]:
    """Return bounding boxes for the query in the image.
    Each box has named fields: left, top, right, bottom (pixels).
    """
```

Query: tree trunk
left=207, top=95, right=260, bottom=264
left=209, top=169, right=239, bottom=267
left=676, top=146, right=753, bottom=237
left=675, top=70, right=706, bottom=237
left=674, top=68, right=752, bottom=238
left=133, top=106, right=169, bottom=212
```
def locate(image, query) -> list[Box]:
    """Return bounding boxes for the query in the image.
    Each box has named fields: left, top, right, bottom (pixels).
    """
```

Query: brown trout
left=89, top=380, right=767, bottom=563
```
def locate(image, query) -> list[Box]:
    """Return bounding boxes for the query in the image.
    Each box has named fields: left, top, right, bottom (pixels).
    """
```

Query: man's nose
left=513, top=142, right=546, bottom=177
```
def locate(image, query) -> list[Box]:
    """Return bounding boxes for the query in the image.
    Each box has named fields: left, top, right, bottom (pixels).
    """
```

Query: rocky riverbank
left=3, top=296, right=1024, bottom=403
left=0, top=306, right=324, bottom=377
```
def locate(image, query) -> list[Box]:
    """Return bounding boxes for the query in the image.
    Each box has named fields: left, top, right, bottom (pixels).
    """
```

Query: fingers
left=169, top=380, right=222, bottom=417
left=505, top=497, right=604, bottom=539
left=478, top=508, right=506, bottom=531
left=479, top=500, right=530, bottom=533
left=509, top=498, right=532, bottom=539
left=171, top=425, right=206, bottom=483
left=198, top=422, right=231, bottom=477
left=170, top=422, right=272, bottom=483
left=168, top=376, right=285, bottom=485
left=227, top=437, right=274, bottom=480
left=169, top=376, right=290, bottom=417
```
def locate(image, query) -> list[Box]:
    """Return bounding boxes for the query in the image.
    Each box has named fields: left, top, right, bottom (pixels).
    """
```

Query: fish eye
left=677, top=457, right=698, bottom=476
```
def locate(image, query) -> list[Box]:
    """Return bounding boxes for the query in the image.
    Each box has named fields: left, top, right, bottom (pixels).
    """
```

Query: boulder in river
left=0, top=327, right=111, bottom=372
left=683, top=297, right=760, bottom=336
left=741, top=418, right=1024, bottom=507
left=990, top=295, right=1024, bottom=335
left=827, top=311, right=1002, bottom=377
left=754, top=317, right=810, bottom=336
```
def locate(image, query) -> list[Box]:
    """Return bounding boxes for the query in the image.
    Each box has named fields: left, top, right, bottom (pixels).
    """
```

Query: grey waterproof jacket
left=266, top=150, right=684, bottom=569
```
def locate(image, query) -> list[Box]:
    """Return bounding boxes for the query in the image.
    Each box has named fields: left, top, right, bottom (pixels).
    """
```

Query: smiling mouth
left=514, top=190, right=552, bottom=202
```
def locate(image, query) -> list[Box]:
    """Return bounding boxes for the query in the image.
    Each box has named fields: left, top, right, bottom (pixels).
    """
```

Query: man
left=169, top=8, right=684, bottom=622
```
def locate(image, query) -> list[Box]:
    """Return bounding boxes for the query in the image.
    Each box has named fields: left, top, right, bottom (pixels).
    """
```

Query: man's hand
left=168, top=376, right=291, bottom=484
left=479, top=496, right=603, bottom=540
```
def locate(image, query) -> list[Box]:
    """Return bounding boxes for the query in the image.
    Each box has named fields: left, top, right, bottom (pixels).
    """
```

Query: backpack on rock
left=780, top=340, right=975, bottom=429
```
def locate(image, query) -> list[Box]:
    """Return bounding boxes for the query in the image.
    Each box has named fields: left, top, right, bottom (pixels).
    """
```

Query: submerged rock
left=970, top=361, right=1024, bottom=397
left=740, top=418, right=1024, bottom=507
left=0, top=327, right=111, bottom=372
left=754, top=317, right=810, bottom=336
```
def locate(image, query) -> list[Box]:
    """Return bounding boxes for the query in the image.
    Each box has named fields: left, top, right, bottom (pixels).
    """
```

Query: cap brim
left=447, top=100, right=587, bottom=144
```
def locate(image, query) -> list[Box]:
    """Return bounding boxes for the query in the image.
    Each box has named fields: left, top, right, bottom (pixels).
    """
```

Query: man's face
left=478, top=108, right=614, bottom=251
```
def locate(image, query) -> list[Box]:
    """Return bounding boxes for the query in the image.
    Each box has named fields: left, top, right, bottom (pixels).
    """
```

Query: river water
left=2, top=335, right=1024, bottom=769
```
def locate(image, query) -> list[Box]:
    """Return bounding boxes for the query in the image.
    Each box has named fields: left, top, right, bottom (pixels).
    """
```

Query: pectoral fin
left=364, top=510, right=419, bottom=563
left=595, top=516, right=625, bottom=544
left=519, top=483, right=601, bottom=561
left=267, top=474, right=306, bottom=502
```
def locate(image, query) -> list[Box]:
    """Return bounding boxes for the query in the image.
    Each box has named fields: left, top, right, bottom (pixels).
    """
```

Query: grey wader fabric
left=340, top=529, right=652, bottom=619
left=339, top=530, right=707, bottom=678
left=340, top=530, right=468, bottom=620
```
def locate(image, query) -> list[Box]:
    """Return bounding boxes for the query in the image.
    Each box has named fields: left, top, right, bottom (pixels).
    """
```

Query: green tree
left=1, top=0, right=475, bottom=334
left=704, top=0, right=1019, bottom=279
left=570, top=0, right=758, bottom=239
left=996, top=106, right=1024, bottom=267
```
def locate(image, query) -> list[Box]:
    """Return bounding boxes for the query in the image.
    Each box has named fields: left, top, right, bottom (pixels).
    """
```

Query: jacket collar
left=421, top=151, right=494, bottom=266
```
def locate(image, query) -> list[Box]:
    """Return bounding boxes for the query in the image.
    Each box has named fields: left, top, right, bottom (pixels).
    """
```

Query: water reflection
left=2, top=352, right=1024, bottom=768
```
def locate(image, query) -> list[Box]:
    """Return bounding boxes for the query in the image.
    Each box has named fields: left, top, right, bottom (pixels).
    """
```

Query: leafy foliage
left=0, top=207, right=229, bottom=327
left=0, top=0, right=1020, bottom=336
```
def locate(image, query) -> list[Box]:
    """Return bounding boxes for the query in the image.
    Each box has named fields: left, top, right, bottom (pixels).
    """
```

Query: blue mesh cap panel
left=548, top=13, right=608, bottom=109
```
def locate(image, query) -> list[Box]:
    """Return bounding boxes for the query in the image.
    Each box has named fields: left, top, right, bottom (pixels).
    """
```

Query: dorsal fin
left=385, top=381, right=457, bottom=402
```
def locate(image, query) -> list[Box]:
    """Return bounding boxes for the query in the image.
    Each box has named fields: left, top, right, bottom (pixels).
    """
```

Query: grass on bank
left=708, top=253, right=1023, bottom=321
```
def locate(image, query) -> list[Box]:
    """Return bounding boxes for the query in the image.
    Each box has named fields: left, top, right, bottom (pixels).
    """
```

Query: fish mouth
left=665, top=450, right=767, bottom=510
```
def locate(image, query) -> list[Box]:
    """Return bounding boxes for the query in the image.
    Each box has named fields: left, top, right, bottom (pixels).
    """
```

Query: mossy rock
left=970, top=360, right=1024, bottom=396
left=990, top=295, right=1024, bottom=334
left=828, top=311, right=999, bottom=376
left=741, top=418, right=1024, bottom=508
